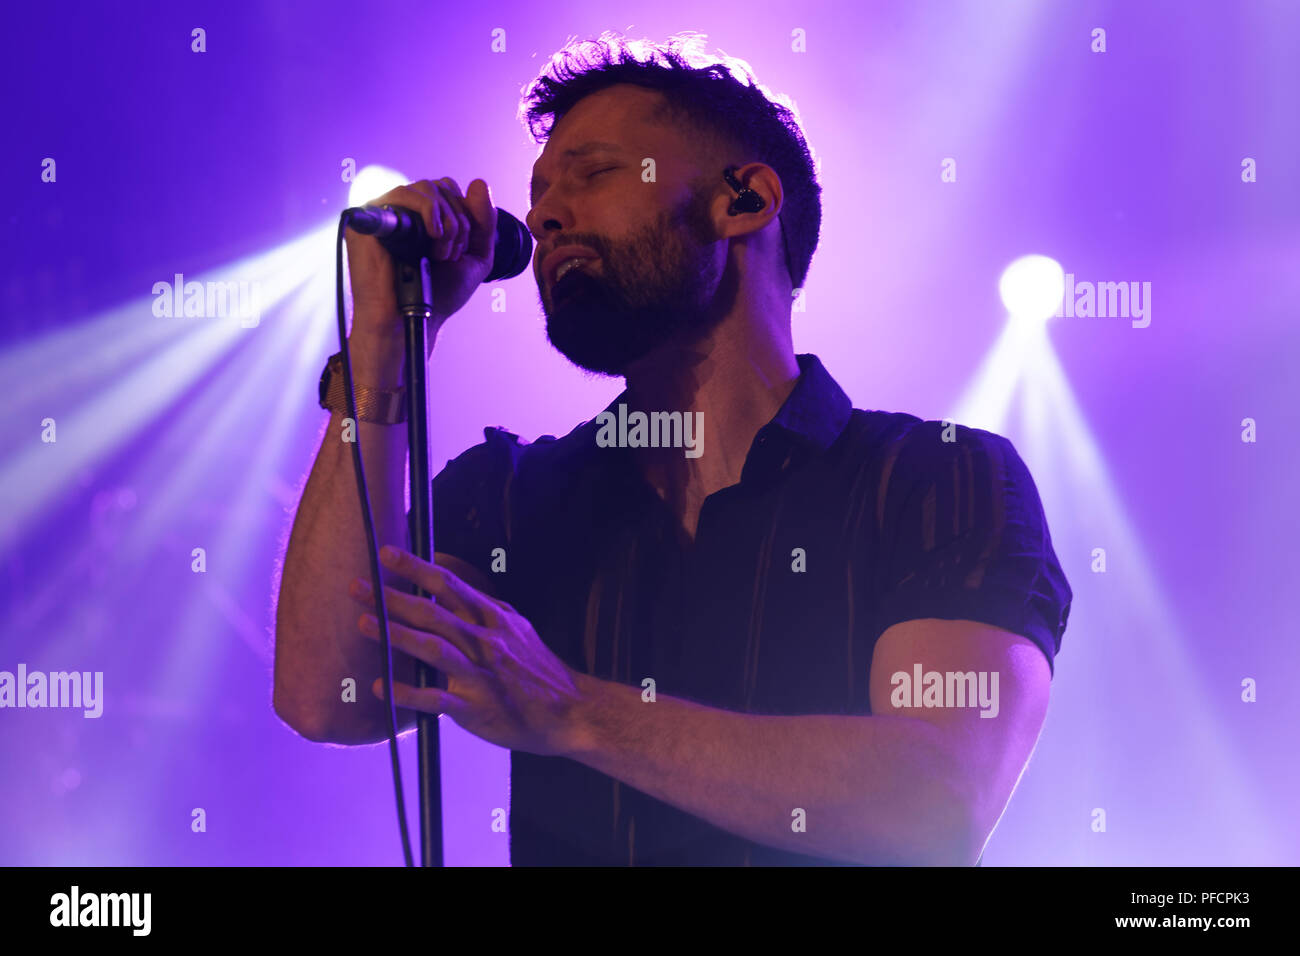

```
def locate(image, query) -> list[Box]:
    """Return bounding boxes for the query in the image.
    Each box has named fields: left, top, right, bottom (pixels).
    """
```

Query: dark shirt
left=422, top=353, right=1072, bottom=865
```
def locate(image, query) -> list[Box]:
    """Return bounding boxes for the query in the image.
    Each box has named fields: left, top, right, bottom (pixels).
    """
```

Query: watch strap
left=319, top=352, right=407, bottom=424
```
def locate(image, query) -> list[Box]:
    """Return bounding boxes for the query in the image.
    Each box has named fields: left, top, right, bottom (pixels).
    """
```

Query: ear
left=712, top=161, right=784, bottom=240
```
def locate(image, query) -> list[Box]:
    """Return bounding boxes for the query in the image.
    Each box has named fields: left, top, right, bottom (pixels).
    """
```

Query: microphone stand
left=389, top=247, right=443, bottom=868
left=365, top=202, right=528, bottom=866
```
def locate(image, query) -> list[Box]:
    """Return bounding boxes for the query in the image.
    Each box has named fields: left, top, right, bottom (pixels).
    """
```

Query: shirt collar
left=759, top=353, right=853, bottom=454
left=588, top=352, right=852, bottom=475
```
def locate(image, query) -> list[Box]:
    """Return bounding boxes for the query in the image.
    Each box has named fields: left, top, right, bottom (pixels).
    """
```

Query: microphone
left=344, top=204, right=533, bottom=282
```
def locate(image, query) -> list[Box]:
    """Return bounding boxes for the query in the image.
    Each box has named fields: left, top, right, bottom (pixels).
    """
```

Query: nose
left=526, top=186, right=571, bottom=243
left=526, top=209, right=565, bottom=244
left=527, top=206, right=568, bottom=281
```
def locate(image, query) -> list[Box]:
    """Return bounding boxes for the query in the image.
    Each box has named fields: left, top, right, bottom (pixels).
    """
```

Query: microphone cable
left=334, top=211, right=415, bottom=867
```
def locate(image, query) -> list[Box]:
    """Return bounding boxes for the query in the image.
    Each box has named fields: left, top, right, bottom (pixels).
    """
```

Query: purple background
left=3, top=0, right=1297, bottom=865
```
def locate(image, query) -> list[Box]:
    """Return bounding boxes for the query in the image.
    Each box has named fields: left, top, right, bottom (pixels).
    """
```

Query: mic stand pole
left=389, top=248, right=443, bottom=868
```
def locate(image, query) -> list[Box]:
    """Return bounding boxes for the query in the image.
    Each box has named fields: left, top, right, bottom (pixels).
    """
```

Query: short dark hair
left=519, top=32, right=823, bottom=290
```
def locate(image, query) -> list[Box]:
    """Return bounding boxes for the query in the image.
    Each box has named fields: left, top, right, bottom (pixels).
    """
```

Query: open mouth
left=553, top=257, right=598, bottom=284
left=552, top=261, right=599, bottom=299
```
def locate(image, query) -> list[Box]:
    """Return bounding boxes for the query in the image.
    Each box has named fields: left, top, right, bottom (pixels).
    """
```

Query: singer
left=273, top=33, right=1072, bottom=866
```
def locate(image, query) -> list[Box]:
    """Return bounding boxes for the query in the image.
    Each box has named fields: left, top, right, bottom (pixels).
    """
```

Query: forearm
left=566, top=675, right=978, bottom=865
left=273, top=326, right=417, bottom=744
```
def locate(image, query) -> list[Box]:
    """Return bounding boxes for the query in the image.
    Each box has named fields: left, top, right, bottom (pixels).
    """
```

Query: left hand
left=348, top=545, right=587, bottom=757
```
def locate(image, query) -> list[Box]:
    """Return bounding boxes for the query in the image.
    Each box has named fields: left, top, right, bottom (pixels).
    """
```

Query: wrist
left=561, top=670, right=608, bottom=761
left=346, top=326, right=406, bottom=389
left=320, top=345, right=407, bottom=424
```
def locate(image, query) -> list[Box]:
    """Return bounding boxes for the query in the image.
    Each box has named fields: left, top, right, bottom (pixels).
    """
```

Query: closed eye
left=588, top=166, right=617, bottom=179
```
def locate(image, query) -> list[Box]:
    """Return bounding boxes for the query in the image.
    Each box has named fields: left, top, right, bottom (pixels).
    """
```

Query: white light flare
left=999, top=254, right=1064, bottom=325
left=347, top=164, right=411, bottom=208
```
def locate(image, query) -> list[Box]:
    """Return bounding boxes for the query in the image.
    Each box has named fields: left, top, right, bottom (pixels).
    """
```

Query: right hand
left=345, top=177, right=499, bottom=343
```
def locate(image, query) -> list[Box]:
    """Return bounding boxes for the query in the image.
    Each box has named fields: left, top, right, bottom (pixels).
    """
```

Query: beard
left=540, top=191, right=730, bottom=377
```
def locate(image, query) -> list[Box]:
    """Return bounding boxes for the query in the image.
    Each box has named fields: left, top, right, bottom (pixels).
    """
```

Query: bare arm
left=566, top=619, right=1051, bottom=865
left=272, top=174, right=500, bottom=745
left=273, top=325, right=421, bottom=744
left=347, top=551, right=1050, bottom=864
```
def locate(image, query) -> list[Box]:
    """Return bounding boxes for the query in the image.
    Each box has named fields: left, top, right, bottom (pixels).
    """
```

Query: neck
left=621, top=299, right=800, bottom=514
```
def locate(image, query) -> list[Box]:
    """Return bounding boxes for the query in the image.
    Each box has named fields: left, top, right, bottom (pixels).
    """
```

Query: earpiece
left=722, top=165, right=796, bottom=283
left=723, top=166, right=766, bottom=215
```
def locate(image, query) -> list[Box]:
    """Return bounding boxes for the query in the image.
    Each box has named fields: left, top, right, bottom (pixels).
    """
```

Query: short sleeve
left=872, top=421, right=1072, bottom=675
left=410, top=426, right=526, bottom=583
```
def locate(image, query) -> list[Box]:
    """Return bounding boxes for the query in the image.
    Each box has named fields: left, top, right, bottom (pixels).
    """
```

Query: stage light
left=0, top=224, right=335, bottom=558
left=998, top=254, right=1064, bottom=324
left=948, top=253, right=1274, bottom=864
left=347, top=164, right=410, bottom=208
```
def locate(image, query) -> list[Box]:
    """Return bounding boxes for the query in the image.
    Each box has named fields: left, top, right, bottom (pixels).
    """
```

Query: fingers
left=378, top=546, right=503, bottom=628
left=431, top=178, right=496, bottom=264
left=359, top=177, right=492, bottom=266
left=349, top=576, right=484, bottom=662
left=364, top=181, right=443, bottom=249
left=371, top=677, right=461, bottom=719
left=417, top=179, right=457, bottom=261
left=462, top=179, right=498, bottom=262
left=358, top=612, right=475, bottom=680
left=435, top=178, right=472, bottom=261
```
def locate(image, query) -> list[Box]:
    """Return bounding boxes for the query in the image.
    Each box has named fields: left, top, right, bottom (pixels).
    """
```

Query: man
left=273, top=34, right=1072, bottom=866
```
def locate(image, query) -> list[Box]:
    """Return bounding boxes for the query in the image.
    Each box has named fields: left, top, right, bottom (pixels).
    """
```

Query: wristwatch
left=318, top=351, right=407, bottom=424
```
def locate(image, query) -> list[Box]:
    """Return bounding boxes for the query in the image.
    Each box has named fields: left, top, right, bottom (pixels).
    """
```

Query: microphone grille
left=486, top=210, right=534, bottom=282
